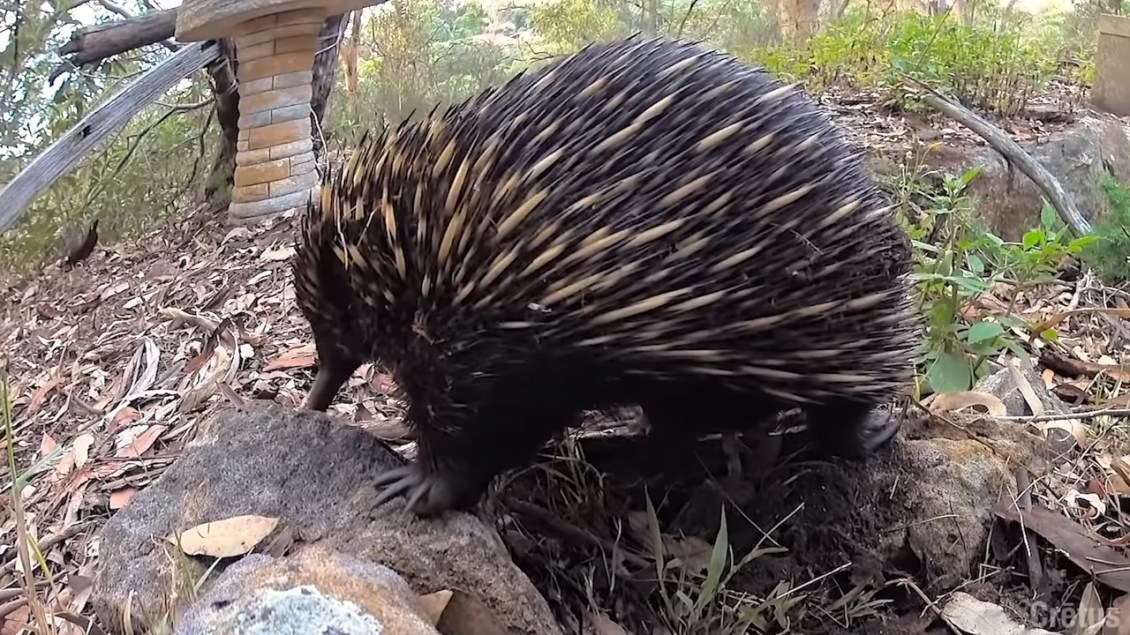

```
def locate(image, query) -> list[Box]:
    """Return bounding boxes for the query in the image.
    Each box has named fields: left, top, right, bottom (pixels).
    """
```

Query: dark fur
left=292, top=36, right=919, bottom=515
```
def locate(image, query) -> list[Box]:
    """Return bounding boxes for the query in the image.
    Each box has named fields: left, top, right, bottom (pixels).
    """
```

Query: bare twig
left=0, top=524, right=90, bottom=573
left=998, top=408, right=1130, bottom=422
left=503, top=496, right=651, bottom=570
left=1013, top=467, right=1044, bottom=590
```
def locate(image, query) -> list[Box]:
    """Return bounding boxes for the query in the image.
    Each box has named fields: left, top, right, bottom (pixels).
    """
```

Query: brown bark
left=204, top=39, right=239, bottom=203
left=55, top=8, right=178, bottom=77
left=311, top=13, right=350, bottom=157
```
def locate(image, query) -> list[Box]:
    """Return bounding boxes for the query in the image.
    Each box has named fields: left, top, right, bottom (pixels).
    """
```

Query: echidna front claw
left=371, top=462, right=469, bottom=516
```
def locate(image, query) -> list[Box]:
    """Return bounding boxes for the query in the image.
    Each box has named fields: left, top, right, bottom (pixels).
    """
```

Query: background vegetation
left=0, top=0, right=1128, bottom=398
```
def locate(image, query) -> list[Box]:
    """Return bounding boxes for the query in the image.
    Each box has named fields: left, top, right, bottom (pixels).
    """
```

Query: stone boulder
left=91, top=402, right=562, bottom=635
left=874, top=113, right=1130, bottom=241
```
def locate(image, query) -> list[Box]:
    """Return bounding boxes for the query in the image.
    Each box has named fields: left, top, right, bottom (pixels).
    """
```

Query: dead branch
left=905, top=77, right=1093, bottom=236
left=0, top=42, right=222, bottom=233
left=54, top=8, right=178, bottom=80
left=54, top=7, right=354, bottom=166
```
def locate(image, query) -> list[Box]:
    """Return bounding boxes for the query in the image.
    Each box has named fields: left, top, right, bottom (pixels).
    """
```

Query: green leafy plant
left=978, top=202, right=1097, bottom=311
left=751, top=10, right=1057, bottom=116
left=909, top=171, right=1093, bottom=394
left=1079, top=171, right=1130, bottom=284
left=909, top=167, right=1007, bottom=393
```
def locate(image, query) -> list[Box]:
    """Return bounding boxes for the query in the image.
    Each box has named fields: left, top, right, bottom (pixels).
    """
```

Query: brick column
left=228, top=8, right=326, bottom=224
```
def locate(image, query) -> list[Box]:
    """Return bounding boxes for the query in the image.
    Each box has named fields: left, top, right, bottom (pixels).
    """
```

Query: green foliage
left=901, top=168, right=1089, bottom=394
left=754, top=11, right=1057, bottom=117
left=328, top=0, right=522, bottom=143
left=531, top=0, right=780, bottom=55
left=1079, top=172, right=1130, bottom=284
left=0, top=69, right=218, bottom=276
left=980, top=202, right=1096, bottom=292
left=530, top=0, right=627, bottom=52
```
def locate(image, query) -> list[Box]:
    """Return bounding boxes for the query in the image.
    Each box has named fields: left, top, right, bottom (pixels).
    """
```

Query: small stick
left=998, top=408, right=1130, bottom=423
left=503, top=496, right=651, bottom=570
left=1014, top=467, right=1044, bottom=590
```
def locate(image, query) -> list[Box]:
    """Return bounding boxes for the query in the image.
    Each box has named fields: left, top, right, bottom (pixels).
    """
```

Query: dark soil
left=494, top=413, right=947, bottom=634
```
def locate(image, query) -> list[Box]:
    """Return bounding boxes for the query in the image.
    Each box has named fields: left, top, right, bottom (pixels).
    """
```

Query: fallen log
left=0, top=41, right=223, bottom=233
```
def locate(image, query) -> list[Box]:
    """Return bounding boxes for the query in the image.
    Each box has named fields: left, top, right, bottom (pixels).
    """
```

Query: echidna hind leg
left=305, top=336, right=361, bottom=411
left=303, top=352, right=361, bottom=411
left=636, top=388, right=782, bottom=469
left=803, top=400, right=902, bottom=459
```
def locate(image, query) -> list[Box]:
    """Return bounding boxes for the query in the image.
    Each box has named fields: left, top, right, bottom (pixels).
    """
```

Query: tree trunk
left=311, top=13, right=350, bottom=158
left=204, top=38, right=239, bottom=203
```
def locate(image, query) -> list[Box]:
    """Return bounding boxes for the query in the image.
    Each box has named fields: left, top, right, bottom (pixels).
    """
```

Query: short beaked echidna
left=292, top=36, right=920, bottom=516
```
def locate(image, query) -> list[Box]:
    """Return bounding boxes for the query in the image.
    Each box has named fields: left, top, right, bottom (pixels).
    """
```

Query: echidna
left=292, top=36, right=919, bottom=516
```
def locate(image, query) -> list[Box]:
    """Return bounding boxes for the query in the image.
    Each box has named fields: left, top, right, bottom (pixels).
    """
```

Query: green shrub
left=1080, top=172, right=1130, bottom=284
left=751, top=11, right=1057, bottom=117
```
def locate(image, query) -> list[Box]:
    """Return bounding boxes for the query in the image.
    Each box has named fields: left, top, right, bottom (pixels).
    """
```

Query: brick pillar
left=228, top=8, right=326, bottom=224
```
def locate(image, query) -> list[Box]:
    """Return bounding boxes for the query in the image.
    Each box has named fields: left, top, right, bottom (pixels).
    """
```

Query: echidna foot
left=371, top=462, right=475, bottom=516
left=856, top=407, right=903, bottom=454
left=826, top=405, right=903, bottom=459
left=805, top=401, right=904, bottom=460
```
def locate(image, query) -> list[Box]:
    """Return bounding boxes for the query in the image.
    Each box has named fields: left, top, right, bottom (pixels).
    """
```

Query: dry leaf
left=40, top=433, right=58, bottom=458
left=74, top=433, right=95, bottom=469
left=55, top=447, right=75, bottom=476
left=1073, top=582, right=1106, bottom=635
left=1102, top=592, right=1130, bottom=635
left=941, top=591, right=1056, bottom=634
left=418, top=589, right=453, bottom=626
left=1041, top=419, right=1087, bottom=448
left=265, top=344, right=317, bottom=370
left=927, top=391, right=1008, bottom=417
left=663, top=535, right=714, bottom=575
left=109, top=406, right=143, bottom=431
left=588, top=612, right=630, bottom=635
left=176, top=515, right=280, bottom=558
left=995, top=502, right=1130, bottom=592
left=109, top=487, right=137, bottom=510
left=27, top=376, right=59, bottom=416
left=260, top=246, right=296, bottom=262
left=117, top=425, right=166, bottom=459
left=0, top=604, right=31, bottom=635
left=1008, top=361, right=1044, bottom=417
left=433, top=590, right=509, bottom=635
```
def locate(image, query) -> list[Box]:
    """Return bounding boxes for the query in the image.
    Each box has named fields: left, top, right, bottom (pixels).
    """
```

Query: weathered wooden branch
left=54, top=8, right=179, bottom=78
left=55, top=6, right=348, bottom=164
left=907, top=78, right=1093, bottom=236
left=0, top=41, right=222, bottom=234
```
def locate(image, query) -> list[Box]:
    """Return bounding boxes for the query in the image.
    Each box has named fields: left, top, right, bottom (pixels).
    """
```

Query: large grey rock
left=877, top=411, right=1047, bottom=589
left=92, top=402, right=562, bottom=635
left=174, top=546, right=439, bottom=635
left=961, top=115, right=1130, bottom=241
left=864, top=114, right=1130, bottom=241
